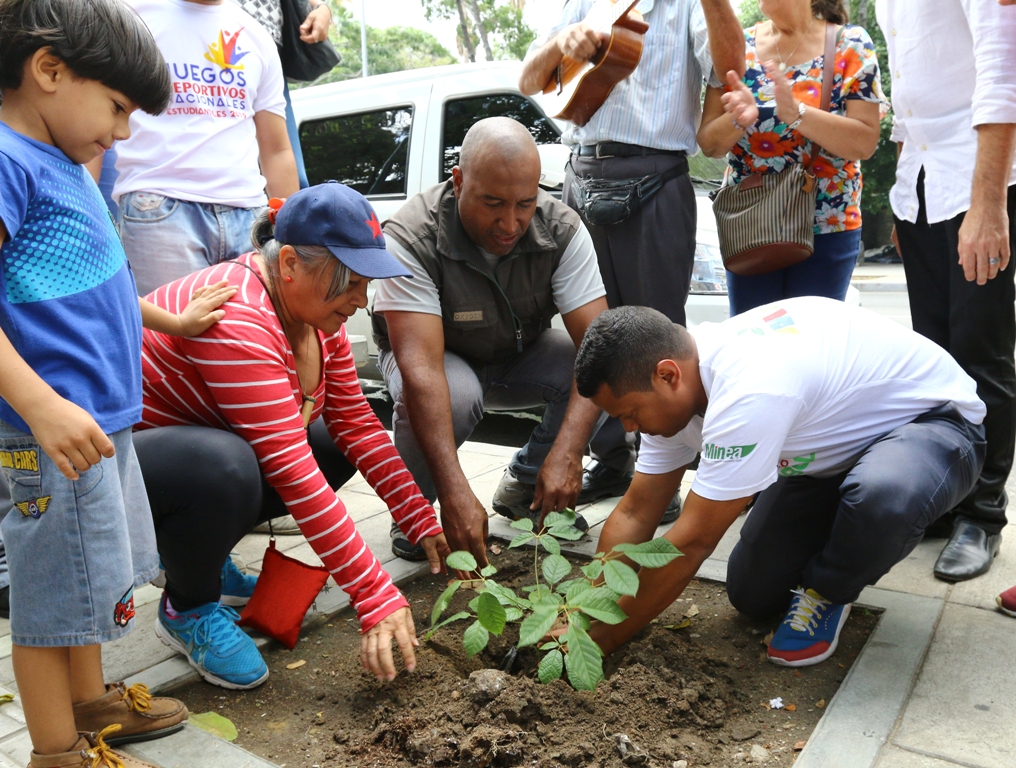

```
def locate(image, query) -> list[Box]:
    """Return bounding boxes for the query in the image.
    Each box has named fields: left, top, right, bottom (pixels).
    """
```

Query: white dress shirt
left=528, top=0, right=721, bottom=152
left=875, top=0, right=1016, bottom=224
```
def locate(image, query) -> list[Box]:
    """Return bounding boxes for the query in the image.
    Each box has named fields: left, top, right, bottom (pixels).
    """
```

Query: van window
left=300, top=106, right=413, bottom=198
left=442, top=94, right=561, bottom=179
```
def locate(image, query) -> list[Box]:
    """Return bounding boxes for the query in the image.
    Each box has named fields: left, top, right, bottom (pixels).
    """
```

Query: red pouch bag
left=238, top=539, right=331, bottom=649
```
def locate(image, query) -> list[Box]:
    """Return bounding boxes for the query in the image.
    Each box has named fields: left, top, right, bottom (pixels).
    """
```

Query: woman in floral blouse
left=697, top=0, right=886, bottom=315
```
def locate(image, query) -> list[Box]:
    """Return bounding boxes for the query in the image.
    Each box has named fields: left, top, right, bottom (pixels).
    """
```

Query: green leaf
left=539, top=535, right=561, bottom=555
left=539, top=641, right=559, bottom=650
left=463, top=620, right=490, bottom=657
left=476, top=591, right=507, bottom=635
left=603, top=560, right=640, bottom=597
left=509, top=517, right=535, bottom=532
left=484, top=581, right=525, bottom=608
left=431, top=579, right=462, bottom=626
left=504, top=606, right=523, bottom=622
left=508, top=532, right=535, bottom=548
left=530, top=586, right=562, bottom=609
left=565, top=579, right=593, bottom=605
left=580, top=560, right=603, bottom=580
left=422, top=611, right=471, bottom=642
left=568, top=610, right=591, bottom=631
left=541, top=554, right=572, bottom=585
left=468, top=595, right=481, bottom=612
left=563, top=625, right=604, bottom=691
left=446, top=551, right=478, bottom=572
left=190, top=711, right=238, bottom=741
left=612, top=538, right=684, bottom=568
left=518, top=607, right=560, bottom=648
left=548, top=524, right=585, bottom=541
left=538, top=649, right=564, bottom=684
left=480, top=564, right=498, bottom=578
left=544, top=509, right=577, bottom=529
left=575, top=598, right=627, bottom=625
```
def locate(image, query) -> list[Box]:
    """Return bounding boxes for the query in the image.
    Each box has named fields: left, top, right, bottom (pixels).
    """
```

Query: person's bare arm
left=700, top=0, right=747, bottom=80
left=138, top=281, right=237, bottom=337
left=698, top=77, right=756, bottom=157
left=958, top=123, right=1016, bottom=284
left=531, top=297, right=609, bottom=517
left=253, top=111, right=300, bottom=199
left=300, top=0, right=332, bottom=43
left=384, top=310, right=489, bottom=568
left=590, top=476, right=750, bottom=655
left=518, top=23, right=601, bottom=96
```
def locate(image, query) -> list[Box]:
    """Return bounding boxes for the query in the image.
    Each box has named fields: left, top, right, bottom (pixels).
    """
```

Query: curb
left=851, top=281, right=908, bottom=292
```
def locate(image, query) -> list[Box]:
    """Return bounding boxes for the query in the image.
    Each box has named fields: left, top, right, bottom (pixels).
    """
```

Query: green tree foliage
left=304, top=4, right=455, bottom=85
left=421, top=0, right=536, bottom=62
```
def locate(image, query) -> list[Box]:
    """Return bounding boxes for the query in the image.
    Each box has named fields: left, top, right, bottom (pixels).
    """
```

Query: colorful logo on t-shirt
left=738, top=307, right=799, bottom=336
left=204, top=29, right=250, bottom=71
left=779, top=453, right=816, bottom=476
left=702, top=442, right=757, bottom=461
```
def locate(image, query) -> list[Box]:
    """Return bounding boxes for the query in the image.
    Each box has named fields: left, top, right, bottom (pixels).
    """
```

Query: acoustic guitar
left=540, top=0, right=649, bottom=127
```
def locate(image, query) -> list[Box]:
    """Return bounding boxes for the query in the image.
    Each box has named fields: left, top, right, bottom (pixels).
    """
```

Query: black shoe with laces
left=577, top=463, right=634, bottom=505
left=492, top=470, right=589, bottom=532
left=390, top=521, right=427, bottom=562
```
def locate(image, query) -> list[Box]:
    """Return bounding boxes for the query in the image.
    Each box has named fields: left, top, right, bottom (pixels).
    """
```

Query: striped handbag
left=712, top=22, right=837, bottom=277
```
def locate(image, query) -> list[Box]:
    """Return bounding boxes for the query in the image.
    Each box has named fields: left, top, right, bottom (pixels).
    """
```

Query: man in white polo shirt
left=572, top=299, right=986, bottom=666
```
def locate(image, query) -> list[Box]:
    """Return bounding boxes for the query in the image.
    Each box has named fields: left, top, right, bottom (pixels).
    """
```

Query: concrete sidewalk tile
left=874, top=539, right=951, bottom=600
left=340, top=491, right=391, bottom=525
left=946, top=521, right=1016, bottom=612
left=125, top=723, right=279, bottom=768
left=0, top=620, right=8, bottom=640
left=0, top=731, right=31, bottom=767
left=795, top=588, right=943, bottom=768
left=876, top=746, right=972, bottom=768
left=893, top=603, right=1016, bottom=768
left=102, top=601, right=178, bottom=684
left=125, top=655, right=199, bottom=697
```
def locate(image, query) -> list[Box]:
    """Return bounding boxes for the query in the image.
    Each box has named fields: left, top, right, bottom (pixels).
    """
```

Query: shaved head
left=452, top=117, right=543, bottom=257
left=459, top=116, right=541, bottom=174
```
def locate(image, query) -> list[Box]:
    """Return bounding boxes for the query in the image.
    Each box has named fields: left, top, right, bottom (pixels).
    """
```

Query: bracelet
left=786, top=101, right=806, bottom=132
left=731, top=116, right=747, bottom=132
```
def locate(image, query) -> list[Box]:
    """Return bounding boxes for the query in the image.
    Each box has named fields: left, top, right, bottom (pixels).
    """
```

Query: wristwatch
left=787, top=102, right=806, bottom=132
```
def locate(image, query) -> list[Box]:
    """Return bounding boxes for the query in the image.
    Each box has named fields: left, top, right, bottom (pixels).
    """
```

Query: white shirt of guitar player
left=635, top=297, right=985, bottom=501
left=114, top=0, right=286, bottom=209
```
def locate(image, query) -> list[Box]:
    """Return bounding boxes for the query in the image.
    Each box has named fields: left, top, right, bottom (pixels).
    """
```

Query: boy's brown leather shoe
left=27, top=728, right=159, bottom=767
left=73, top=682, right=187, bottom=746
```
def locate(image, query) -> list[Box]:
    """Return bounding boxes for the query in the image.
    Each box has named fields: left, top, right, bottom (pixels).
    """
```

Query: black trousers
left=894, top=172, right=1016, bottom=535
left=132, top=420, right=356, bottom=611
left=727, top=405, right=985, bottom=617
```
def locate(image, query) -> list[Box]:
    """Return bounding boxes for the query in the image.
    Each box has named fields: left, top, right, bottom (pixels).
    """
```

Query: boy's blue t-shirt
left=0, top=121, right=142, bottom=435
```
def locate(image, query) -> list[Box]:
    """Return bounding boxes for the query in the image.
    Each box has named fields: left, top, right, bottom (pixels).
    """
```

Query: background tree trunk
left=468, top=0, right=495, bottom=61
left=455, top=0, right=477, bottom=62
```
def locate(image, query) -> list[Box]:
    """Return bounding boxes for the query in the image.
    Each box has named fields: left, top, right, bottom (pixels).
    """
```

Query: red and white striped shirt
left=137, top=254, right=441, bottom=631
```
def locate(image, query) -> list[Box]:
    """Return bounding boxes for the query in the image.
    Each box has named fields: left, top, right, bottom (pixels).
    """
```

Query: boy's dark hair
left=575, top=306, right=694, bottom=399
left=0, top=0, right=171, bottom=115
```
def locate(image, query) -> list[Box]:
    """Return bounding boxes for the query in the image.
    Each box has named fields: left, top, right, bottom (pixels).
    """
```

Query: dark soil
left=175, top=547, right=878, bottom=768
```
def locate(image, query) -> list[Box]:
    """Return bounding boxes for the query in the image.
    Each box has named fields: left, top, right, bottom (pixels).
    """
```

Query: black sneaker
left=577, top=462, right=634, bottom=505
left=661, top=492, right=682, bottom=525
left=390, top=521, right=427, bottom=561
left=492, top=470, right=589, bottom=532
left=0, top=586, right=8, bottom=620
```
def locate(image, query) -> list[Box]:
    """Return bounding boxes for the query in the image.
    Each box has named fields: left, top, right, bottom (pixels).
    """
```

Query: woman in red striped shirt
left=133, top=183, right=449, bottom=689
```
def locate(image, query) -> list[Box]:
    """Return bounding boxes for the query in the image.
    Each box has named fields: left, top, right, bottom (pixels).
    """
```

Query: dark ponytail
left=811, top=0, right=848, bottom=24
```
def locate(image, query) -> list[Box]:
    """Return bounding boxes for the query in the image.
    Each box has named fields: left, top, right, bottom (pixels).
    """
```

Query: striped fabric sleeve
left=320, top=329, right=443, bottom=546
left=178, top=317, right=408, bottom=631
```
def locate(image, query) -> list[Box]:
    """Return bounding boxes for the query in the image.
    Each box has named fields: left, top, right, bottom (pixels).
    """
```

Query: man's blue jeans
left=727, top=404, right=986, bottom=616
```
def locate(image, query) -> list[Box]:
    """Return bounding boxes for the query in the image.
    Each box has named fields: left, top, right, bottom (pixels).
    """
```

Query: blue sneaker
left=767, top=587, right=851, bottom=668
left=156, top=594, right=269, bottom=690
left=221, top=556, right=258, bottom=608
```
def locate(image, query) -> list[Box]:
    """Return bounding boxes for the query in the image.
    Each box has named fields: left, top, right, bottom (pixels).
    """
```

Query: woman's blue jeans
left=727, top=229, right=863, bottom=316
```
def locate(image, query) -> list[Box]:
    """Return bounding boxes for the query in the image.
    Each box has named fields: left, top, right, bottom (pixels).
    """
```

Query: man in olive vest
left=373, top=117, right=634, bottom=564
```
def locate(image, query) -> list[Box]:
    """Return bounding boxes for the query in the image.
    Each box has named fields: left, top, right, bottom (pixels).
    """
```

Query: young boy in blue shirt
left=0, top=1, right=237, bottom=765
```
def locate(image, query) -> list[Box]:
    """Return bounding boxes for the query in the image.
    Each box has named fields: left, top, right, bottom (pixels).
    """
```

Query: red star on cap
left=365, top=211, right=382, bottom=239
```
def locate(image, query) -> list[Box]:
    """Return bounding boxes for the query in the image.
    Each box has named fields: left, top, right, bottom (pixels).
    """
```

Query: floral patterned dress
left=727, top=23, right=887, bottom=235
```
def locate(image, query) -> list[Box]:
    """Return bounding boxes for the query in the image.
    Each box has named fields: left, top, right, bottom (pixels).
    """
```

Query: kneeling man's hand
left=420, top=532, right=452, bottom=576
left=360, top=605, right=418, bottom=682
left=441, top=491, right=490, bottom=574
left=532, top=447, right=583, bottom=520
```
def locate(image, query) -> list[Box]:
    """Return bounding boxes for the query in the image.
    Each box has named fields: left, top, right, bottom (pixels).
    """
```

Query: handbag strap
left=803, top=22, right=839, bottom=174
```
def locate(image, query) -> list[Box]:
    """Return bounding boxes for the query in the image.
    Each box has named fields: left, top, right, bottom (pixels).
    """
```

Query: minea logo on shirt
left=204, top=29, right=250, bottom=71
left=702, top=442, right=757, bottom=461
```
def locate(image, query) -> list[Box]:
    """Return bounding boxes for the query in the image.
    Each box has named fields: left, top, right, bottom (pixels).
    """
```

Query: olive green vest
left=372, top=181, right=581, bottom=366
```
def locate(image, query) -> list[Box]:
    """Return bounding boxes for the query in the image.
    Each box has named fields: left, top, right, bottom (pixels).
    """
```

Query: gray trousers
left=726, top=404, right=986, bottom=617
left=380, top=328, right=635, bottom=503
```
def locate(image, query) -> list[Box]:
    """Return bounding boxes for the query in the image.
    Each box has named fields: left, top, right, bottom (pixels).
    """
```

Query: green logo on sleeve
left=702, top=442, right=758, bottom=461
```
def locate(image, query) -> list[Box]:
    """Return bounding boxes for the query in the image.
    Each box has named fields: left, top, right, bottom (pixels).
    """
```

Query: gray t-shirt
left=373, top=224, right=606, bottom=318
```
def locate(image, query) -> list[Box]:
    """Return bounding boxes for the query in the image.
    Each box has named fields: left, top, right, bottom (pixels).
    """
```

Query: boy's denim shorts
left=0, top=421, right=158, bottom=647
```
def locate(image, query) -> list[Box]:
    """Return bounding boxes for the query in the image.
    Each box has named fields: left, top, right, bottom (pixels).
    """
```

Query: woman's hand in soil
left=420, top=532, right=452, bottom=575
left=361, top=606, right=418, bottom=681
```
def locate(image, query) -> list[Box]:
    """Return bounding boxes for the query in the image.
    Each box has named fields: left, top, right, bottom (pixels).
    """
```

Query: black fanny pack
left=568, top=157, right=688, bottom=227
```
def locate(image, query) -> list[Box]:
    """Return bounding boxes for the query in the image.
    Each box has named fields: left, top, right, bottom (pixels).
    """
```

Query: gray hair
left=250, top=208, right=351, bottom=301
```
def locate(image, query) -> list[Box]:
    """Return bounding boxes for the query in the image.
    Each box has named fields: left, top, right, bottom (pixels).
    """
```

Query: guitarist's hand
left=556, top=23, right=601, bottom=62
left=720, top=70, right=758, bottom=130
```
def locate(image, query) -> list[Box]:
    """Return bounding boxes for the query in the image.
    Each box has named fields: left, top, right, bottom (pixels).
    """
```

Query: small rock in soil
left=731, top=725, right=761, bottom=742
left=614, top=733, right=648, bottom=765
left=751, top=744, right=772, bottom=762
left=464, top=669, right=510, bottom=704
left=673, top=761, right=689, bottom=768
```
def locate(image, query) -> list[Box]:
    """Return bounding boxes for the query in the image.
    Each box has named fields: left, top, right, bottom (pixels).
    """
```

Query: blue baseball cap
left=273, top=182, right=411, bottom=280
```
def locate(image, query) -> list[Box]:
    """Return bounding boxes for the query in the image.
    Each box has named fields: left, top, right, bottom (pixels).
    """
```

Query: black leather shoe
left=390, top=521, right=427, bottom=562
left=577, top=463, right=634, bottom=505
left=661, top=492, right=682, bottom=525
left=493, top=470, right=589, bottom=532
left=933, top=521, right=1002, bottom=582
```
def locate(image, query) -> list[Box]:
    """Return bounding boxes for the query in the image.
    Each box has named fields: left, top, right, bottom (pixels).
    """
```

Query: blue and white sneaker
left=221, top=557, right=258, bottom=608
left=155, top=594, right=269, bottom=690
left=767, top=587, right=851, bottom=668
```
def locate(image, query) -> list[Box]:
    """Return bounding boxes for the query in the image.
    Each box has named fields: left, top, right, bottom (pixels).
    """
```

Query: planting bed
left=176, top=547, right=878, bottom=767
